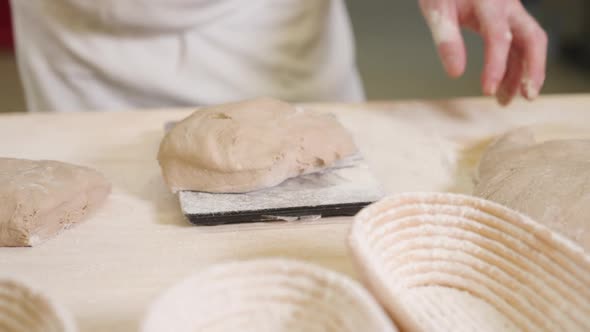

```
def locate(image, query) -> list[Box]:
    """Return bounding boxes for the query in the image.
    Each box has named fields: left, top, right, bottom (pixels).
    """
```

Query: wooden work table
left=1, top=95, right=589, bottom=331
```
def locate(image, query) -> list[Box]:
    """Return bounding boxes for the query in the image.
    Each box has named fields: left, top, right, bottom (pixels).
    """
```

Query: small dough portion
left=473, top=128, right=590, bottom=251
left=0, top=158, right=111, bottom=247
left=158, top=98, right=357, bottom=193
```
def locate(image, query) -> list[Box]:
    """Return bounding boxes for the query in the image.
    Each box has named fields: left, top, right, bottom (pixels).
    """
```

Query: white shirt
left=10, top=0, right=364, bottom=112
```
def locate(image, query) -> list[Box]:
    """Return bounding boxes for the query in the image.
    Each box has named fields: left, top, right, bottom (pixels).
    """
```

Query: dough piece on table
left=141, top=258, right=397, bottom=332
left=157, top=98, right=357, bottom=193
left=349, top=192, right=590, bottom=332
left=0, top=158, right=111, bottom=247
left=473, top=128, right=590, bottom=251
left=0, top=276, right=77, bottom=332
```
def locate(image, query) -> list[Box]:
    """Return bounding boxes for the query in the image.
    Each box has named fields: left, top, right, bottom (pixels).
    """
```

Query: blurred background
left=0, top=0, right=589, bottom=112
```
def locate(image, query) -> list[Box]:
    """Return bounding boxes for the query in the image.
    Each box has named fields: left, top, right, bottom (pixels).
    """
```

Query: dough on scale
left=473, top=127, right=590, bottom=251
left=157, top=98, right=357, bottom=193
left=0, top=158, right=111, bottom=247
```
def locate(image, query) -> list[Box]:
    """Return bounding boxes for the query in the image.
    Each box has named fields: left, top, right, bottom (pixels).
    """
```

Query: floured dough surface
left=0, top=158, right=111, bottom=247
left=157, top=98, right=357, bottom=193
left=474, top=127, right=590, bottom=251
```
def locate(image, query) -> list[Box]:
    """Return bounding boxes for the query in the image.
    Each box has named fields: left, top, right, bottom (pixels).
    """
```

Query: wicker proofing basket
left=142, top=258, right=398, bottom=332
left=349, top=192, right=590, bottom=332
left=0, top=277, right=77, bottom=332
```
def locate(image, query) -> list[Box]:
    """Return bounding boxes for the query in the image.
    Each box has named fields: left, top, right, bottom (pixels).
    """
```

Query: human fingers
left=419, top=0, right=467, bottom=77
left=509, top=6, right=548, bottom=100
left=496, top=47, right=524, bottom=105
left=474, top=3, right=512, bottom=96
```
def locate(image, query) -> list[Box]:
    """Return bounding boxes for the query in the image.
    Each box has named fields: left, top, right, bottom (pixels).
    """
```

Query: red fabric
left=0, top=0, right=14, bottom=51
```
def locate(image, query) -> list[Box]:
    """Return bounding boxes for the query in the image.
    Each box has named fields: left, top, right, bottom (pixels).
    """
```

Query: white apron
left=10, top=0, right=364, bottom=112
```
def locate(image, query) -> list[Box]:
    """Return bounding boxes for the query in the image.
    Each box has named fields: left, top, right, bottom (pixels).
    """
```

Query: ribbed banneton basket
left=0, top=277, right=77, bottom=332
left=141, top=259, right=397, bottom=332
left=349, top=192, right=590, bottom=332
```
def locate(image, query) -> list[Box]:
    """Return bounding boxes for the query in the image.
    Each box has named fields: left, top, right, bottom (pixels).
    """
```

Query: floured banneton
left=349, top=192, right=590, bottom=332
left=0, top=277, right=77, bottom=332
left=141, top=259, right=397, bottom=332
left=157, top=98, right=357, bottom=193
left=474, top=127, right=590, bottom=251
left=0, top=158, right=111, bottom=247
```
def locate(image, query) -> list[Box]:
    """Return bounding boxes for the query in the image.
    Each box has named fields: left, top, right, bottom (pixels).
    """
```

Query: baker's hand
left=419, top=0, right=547, bottom=105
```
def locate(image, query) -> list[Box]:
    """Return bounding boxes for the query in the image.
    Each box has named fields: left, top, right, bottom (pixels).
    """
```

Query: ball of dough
left=157, top=98, right=357, bottom=193
left=474, top=128, right=590, bottom=251
left=0, top=158, right=111, bottom=247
